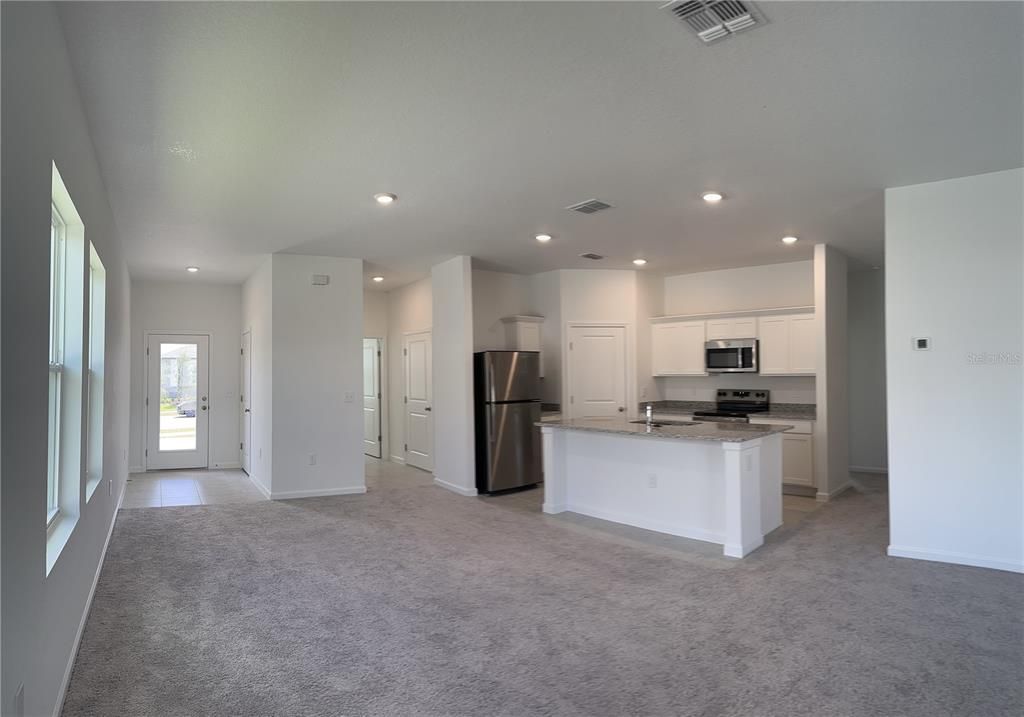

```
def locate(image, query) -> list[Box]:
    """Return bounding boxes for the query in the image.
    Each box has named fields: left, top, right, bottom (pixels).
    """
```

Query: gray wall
left=885, top=168, right=1022, bottom=572
left=129, top=280, right=243, bottom=471
left=1, top=4, right=132, bottom=715
left=847, top=269, right=887, bottom=471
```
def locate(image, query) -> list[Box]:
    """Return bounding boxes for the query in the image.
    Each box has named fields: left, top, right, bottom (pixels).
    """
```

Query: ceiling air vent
left=662, top=0, right=763, bottom=44
left=579, top=252, right=605, bottom=261
left=566, top=199, right=613, bottom=214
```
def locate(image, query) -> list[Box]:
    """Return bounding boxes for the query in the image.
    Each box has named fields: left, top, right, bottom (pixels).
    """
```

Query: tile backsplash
left=655, top=374, right=816, bottom=405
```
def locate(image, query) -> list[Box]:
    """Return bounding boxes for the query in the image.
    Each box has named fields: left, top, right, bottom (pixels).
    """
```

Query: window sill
left=46, top=511, right=78, bottom=576
left=86, top=474, right=101, bottom=502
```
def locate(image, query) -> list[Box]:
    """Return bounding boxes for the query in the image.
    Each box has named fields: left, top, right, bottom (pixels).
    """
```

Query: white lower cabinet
left=781, top=433, right=814, bottom=487
left=750, top=417, right=815, bottom=487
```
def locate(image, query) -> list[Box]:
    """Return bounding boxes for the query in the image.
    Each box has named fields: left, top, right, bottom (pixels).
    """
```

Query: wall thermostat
left=913, top=337, right=930, bottom=350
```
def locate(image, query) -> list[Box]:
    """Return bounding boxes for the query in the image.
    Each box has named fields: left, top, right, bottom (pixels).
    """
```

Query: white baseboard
left=270, top=485, right=367, bottom=500
left=212, top=461, right=241, bottom=470
left=52, top=478, right=126, bottom=717
left=389, top=454, right=406, bottom=465
left=247, top=474, right=272, bottom=499
left=816, top=481, right=853, bottom=503
left=128, top=465, right=144, bottom=474
left=558, top=501, right=725, bottom=546
left=433, top=477, right=478, bottom=497
left=888, top=545, right=1024, bottom=574
left=850, top=465, right=888, bottom=474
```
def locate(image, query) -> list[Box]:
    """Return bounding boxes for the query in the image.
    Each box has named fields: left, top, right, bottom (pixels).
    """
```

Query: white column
left=722, top=439, right=764, bottom=558
left=541, top=426, right=567, bottom=513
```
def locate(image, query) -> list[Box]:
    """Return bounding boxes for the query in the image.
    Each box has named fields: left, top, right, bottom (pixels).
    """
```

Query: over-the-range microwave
left=705, top=338, right=759, bottom=373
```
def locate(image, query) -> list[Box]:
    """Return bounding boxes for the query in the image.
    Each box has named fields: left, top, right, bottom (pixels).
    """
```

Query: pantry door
left=146, top=334, right=210, bottom=470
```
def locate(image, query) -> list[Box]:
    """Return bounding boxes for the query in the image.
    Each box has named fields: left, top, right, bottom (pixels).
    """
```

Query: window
left=85, top=242, right=106, bottom=499
left=47, top=204, right=67, bottom=524
left=47, top=161, right=86, bottom=573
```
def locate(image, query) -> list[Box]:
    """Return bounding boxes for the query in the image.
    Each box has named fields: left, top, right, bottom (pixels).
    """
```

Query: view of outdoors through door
left=146, top=334, right=210, bottom=470
left=159, top=343, right=198, bottom=451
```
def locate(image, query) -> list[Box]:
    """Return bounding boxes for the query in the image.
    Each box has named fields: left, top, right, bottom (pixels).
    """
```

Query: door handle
left=424, top=406, right=432, bottom=412
left=618, top=407, right=625, bottom=412
left=244, top=408, right=251, bottom=413
left=201, top=405, right=208, bottom=411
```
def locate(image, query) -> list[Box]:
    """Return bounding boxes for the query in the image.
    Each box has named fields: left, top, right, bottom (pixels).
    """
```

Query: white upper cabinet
left=705, top=317, right=758, bottom=341
left=652, top=320, right=706, bottom=375
left=502, top=316, right=544, bottom=377
left=758, top=312, right=816, bottom=375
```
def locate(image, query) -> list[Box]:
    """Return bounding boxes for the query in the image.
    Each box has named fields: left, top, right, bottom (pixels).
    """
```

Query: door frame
left=562, top=321, right=636, bottom=420
left=363, top=336, right=388, bottom=460
left=402, top=328, right=432, bottom=470
left=241, top=328, right=252, bottom=474
left=142, top=330, right=212, bottom=471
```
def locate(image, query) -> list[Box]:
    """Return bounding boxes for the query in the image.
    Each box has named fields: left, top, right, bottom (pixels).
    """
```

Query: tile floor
left=122, top=468, right=267, bottom=508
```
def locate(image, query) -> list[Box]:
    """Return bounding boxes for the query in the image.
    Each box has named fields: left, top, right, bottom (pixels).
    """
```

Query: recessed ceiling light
left=535, top=234, right=552, bottom=243
left=372, top=276, right=384, bottom=283
left=186, top=266, right=199, bottom=273
left=702, top=191, right=724, bottom=203
left=782, top=236, right=799, bottom=245
left=633, top=258, right=648, bottom=266
left=374, top=192, right=397, bottom=205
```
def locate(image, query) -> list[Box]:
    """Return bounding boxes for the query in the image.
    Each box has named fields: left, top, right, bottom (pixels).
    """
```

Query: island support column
left=722, top=439, right=764, bottom=558
left=540, top=426, right=566, bottom=513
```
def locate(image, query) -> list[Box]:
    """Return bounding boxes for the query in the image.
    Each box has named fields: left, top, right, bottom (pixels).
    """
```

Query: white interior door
left=241, top=330, right=252, bottom=474
left=404, top=330, right=433, bottom=471
left=568, top=325, right=627, bottom=419
left=146, top=334, right=210, bottom=470
left=363, top=338, right=382, bottom=458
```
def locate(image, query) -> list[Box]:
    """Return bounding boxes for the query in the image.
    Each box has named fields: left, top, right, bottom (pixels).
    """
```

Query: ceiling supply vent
left=579, top=252, right=605, bottom=261
left=661, top=0, right=763, bottom=44
left=566, top=199, right=613, bottom=214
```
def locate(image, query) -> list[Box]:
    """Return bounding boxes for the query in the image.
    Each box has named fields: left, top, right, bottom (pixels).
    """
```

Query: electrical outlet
left=343, top=391, right=355, bottom=403
left=647, top=474, right=657, bottom=489
left=308, top=453, right=317, bottom=466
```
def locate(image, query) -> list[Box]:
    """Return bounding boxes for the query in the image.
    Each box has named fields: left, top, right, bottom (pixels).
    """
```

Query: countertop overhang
left=538, top=418, right=792, bottom=443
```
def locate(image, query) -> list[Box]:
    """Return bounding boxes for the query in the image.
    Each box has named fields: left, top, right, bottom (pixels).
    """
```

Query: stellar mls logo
left=966, top=352, right=1022, bottom=366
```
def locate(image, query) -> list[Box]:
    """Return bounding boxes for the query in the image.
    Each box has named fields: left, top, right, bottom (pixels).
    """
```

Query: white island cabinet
left=540, top=419, right=790, bottom=557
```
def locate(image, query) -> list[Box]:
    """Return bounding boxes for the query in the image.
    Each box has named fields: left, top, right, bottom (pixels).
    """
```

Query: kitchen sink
left=629, top=420, right=700, bottom=428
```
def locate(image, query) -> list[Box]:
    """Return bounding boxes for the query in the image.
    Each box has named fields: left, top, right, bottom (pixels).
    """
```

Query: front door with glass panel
left=146, top=334, right=210, bottom=469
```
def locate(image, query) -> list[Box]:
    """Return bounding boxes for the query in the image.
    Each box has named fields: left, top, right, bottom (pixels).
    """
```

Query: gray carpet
left=63, top=467, right=1023, bottom=717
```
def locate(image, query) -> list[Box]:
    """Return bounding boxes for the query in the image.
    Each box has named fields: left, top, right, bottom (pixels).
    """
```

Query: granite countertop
left=645, top=400, right=817, bottom=421
left=538, top=418, right=793, bottom=443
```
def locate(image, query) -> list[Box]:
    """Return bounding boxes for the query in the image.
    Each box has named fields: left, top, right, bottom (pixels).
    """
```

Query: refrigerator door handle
left=488, top=405, right=495, bottom=439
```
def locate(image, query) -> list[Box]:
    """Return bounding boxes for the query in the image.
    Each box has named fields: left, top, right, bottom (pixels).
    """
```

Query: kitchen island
left=539, top=418, right=792, bottom=557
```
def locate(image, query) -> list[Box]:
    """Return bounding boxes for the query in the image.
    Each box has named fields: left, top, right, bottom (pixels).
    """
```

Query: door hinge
left=377, top=393, right=382, bottom=400
left=378, top=435, right=382, bottom=442
left=404, top=396, right=408, bottom=404
left=146, top=347, right=150, bottom=356
left=569, top=341, right=574, bottom=350
left=403, top=348, right=407, bottom=356
left=570, top=396, right=574, bottom=404
left=240, top=348, right=244, bottom=355
left=404, top=443, right=408, bottom=451
left=145, top=397, right=149, bottom=406
left=145, top=449, right=148, bottom=457
left=377, top=350, right=381, bottom=357
left=240, top=395, right=244, bottom=403
left=240, top=442, right=244, bottom=450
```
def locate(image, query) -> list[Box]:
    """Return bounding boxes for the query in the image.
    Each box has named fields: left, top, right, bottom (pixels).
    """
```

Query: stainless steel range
left=694, top=389, right=770, bottom=423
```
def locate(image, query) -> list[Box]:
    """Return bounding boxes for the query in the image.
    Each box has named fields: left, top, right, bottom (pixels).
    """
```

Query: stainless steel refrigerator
left=474, top=351, right=542, bottom=494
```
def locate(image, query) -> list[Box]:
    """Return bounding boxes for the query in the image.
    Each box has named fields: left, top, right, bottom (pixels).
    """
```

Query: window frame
left=47, top=203, right=67, bottom=527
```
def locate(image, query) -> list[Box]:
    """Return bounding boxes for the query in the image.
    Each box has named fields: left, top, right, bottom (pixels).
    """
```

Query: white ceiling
left=59, top=2, right=1023, bottom=287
